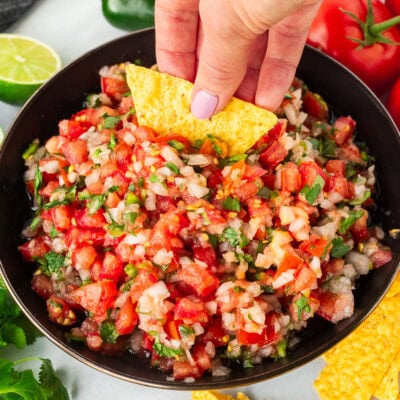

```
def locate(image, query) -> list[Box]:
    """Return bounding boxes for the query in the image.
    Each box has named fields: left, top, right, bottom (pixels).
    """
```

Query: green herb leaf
left=39, top=251, right=66, bottom=275
left=149, top=174, right=160, bottom=183
left=22, top=140, right=39, bottom=160
left=124, top=211, right=138, bottom=224
left=300, top=174, right=325, bottom=204
left=276, top=339, right=287, bottom=358
left=49, top=225, right=59, bottom=240
left=107, top=222, right=125, bottom=237
left=318, top=136, right=337, bottom=158
left=100, top=320, right=118, bottom=344
left=34, top=167, right=43, bottom=207
left=257, top=186, right=273, bottom=199
left=294, top=295, right=311, bottom=320
left=222, top=227, right=249, bottom=248
left=222, top=196, right=241, bottom=212
left=168, top=140, right=185, bottom=151
left=178, top=325, right=194, bottom=337
left=330, top=237, right=351, bottom=258
left=165, top=162, right=179, bottom=174
left=38, top=358, right=70, bottom=400
left=103, top=115, right=121, bottom=129
left=108, top=133, right=117, bottom=150
left=349, top=190, right=371, bottom=205
left=153, top=339, right=184, bottom=358
left=338, top=209, right=364, bottom=234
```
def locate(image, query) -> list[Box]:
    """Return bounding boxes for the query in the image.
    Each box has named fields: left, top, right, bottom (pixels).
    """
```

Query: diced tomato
left=129, top=270, right=159, bottom=302
left=290, top=266, right=317, bottom=293
left=165, top=320, right=181, bottom=340
left=192, top=343, right=211, bottom=375
left=280, top=162, right=301, bottom=192
left=19, top=237, right=50, bottom=262
left=370, top=249, right=392, bottom=268
left=299, top=160, right=328, bottom=189
left=154, top=133, right=191, bottom=150
left=111, top=142, right=132, bottom=170
left=173, top=360, right=198, bottom=380
left=315, top=290, right=354, bottom=324
left=299, top=236, right=330, bottom=258
left=75, top=208, right=106, bottom=229
left=115, top=299, right=138, bottom=335
left=333, top=116, right=356, bottom=145
left=325, top=160, right=346, bottom=176
left=193, top=244, right=217, bottom=269
left=62, top=139, right=88, bottom=165
left=276, top=252, right=303, bottom=277
left=338, top=142, right=364, bottom=164
left=65, top=227, right=105, bottom=247
left=105, top=191, right=121, bottom=208
left=259, top=141, right=288, bottom=170
left=176, top=263, right=219, bottom=299
left=118, top=95, right=134, bottom=114
left=99, top=252, right=123, bottom=281
left=72, top=245, right=98, bottom=270
left=253, top=119, right=287, bottom=150
left=109, top=171, right=130, bottom=197
left=51, top=205, right=72, bottom=231
left=261, top=171, right=276, bottom=189
left=174, top=297, right=208, bottom=324
left=327, top=174, right=349, bottom=199
left=40, top=180, right=59, bottom=198
left=302, top=90, right=329, bottom=120
left=200, top=318, right=227, bottom=347
left=71, top=280, right=117, bottom=316
left=155, top=196, right=175, bottom=214
left=99, top=160, right=119, bottom=180
left=101, top=76, right=129, bottom=100
left=233, top=180, right=260, bottom=202
left=350, top=210, right=369, bottom=242
left=236, top=328, right=267, bottom=345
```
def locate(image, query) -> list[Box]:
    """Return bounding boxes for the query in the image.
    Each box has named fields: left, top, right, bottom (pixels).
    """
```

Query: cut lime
left=0, top=34, right=61, bottom=105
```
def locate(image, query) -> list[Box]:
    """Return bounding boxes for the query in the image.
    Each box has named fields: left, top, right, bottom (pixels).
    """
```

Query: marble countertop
left=0, top=1, right=324, bottom=398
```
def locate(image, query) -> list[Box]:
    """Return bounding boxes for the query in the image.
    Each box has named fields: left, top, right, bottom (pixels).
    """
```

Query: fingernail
left=191, top=90, right=219, bottom=119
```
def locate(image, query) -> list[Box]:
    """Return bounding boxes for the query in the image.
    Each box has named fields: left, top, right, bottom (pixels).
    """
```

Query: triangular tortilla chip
left=126, top=64, right=277, bottom=155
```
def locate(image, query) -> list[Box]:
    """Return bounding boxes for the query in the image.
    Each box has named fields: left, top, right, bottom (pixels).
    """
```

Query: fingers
left=255, top=1, right=322, bottom=111
left=190, top=0, right=257, bottom=119
left=155, top=0, right=199, bottom=81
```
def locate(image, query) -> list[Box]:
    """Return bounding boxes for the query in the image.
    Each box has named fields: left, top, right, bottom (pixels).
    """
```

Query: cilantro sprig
left=0, top=357, right=69, bottom=399
left=338, top=210, right=364, bottom=234
left=300, top=175, right=325, bottom=204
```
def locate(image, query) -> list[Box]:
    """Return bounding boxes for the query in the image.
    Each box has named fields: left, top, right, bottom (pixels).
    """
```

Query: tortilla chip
left=315, top=296, right=400, bottom=400
left=192, top=391, right=235, bottom=400
left=236, top=393, right=250, bottom=400
left=373, top=348, right=400, bottom=400
left=126, top=64, right=277, bottom=155
left=386, top=272, right=400, bottom=298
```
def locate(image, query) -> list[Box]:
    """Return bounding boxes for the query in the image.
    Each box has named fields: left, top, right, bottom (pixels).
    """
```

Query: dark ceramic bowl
left=0, top=28, right=399, bottom=390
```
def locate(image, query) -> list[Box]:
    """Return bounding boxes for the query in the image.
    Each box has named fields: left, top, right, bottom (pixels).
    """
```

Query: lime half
left=0, top=34, right=61, bottom=105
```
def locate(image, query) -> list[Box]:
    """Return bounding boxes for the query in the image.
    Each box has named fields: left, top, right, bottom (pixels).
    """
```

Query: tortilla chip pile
left=126, top=64, right=277, bottom=156
left=192, top=391, right=250, bottom=400
left=315, top=273, right=400, bottom=400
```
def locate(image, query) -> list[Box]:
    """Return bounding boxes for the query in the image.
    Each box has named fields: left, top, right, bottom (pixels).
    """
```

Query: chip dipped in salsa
left=19, top=63, right=392, bottom=381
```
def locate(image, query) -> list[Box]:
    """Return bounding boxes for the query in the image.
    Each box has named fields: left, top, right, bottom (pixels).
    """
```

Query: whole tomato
left=386, top=77, right=400, bottom=130
left=307, top=0, right=400, bottom=95
left=386, top=0, right=400, bottom=17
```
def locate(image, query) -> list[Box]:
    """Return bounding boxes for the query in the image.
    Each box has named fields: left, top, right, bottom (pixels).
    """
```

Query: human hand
left=155, top=0, right=322, bottom=119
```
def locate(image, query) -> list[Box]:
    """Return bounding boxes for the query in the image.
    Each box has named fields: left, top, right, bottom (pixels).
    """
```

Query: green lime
left=0, top=34, right=61, bottom=105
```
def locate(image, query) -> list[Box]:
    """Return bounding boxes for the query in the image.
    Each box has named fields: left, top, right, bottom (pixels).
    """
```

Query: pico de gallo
left=20, top=63, right=392, bottom=381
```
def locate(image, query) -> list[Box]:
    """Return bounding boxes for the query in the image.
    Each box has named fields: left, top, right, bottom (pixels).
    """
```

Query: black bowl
left=0, top=28, right=399, bottom=390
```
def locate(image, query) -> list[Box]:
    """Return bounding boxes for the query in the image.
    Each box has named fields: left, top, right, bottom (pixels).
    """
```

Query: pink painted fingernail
left=191, top=90, right=219, bottom=119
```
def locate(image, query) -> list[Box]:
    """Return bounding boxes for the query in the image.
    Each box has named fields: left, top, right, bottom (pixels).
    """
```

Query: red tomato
left=192, top=343, right=211, bottom=375
left=370, top=248, right=392, bottom=267
left=302, top=90, right=329, bottom=120
left=386, top=76, right=400, bottom=130
left=386, top=0, right=400, bottom=17
left=51, top=205, right=72, bottom=231
left=71, top=280, right=117, bottom=316
left=75, top=209, right=106, bottom=229
left=47, top=295, right=77, bottom=326
left=129, top=270, right=159, bottom=303
left=72, top=245, right=98, bottom=270
left=280, top=162, right=301, bottom=193
left=299, top=161, right=328, bottom=189
left=253, top=120, right=287, bottom=150
left=307, top=0, right=400, bottom=95
left=62, top=139, right=88, bottom=165
left=173, top=360, right=197, bottom=380
left=19, top=237, right=50, bottom=262
left=176, top=263, right=219, bottom=299
left=99, top=252, right=123, bottom=281
left=101, top=76, right=129, bottom=100
left=300, top=236, right=330, bottom=258
left=193, top=244, right=217, bottom=268
left=333, top=116, right=356, bottom=145
left=174, top=297, right=209, bottom=324
left=325, top=160, right=346, bottom=176
left=327, top=174, right=349, bottom=199
left=65, top=227, right=105, bottom=247
left=200, top=318, right=227, bottom=347
left=259, top=141, right=288, bottom=170
left=115, top=299, right=138, bottom=335
left=236, top=328, right=267, bottom=345
left=111, top=142, right=132, bottom=170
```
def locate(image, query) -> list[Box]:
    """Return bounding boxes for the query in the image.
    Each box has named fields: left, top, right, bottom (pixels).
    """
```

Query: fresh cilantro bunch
left=0, top=277, right=41, bottom=349
left=0, top=357, right=69, bottom=400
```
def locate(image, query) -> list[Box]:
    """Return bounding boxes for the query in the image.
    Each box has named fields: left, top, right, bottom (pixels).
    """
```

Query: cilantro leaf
left=39, top=251, right=65, bottom=275
left=222, top=227, right=249, bottom=248
left=219, top=153, right=247, bottom=167
left=103, top=115, right=121, bottom=129
left=34, top=167, right=43, bottom=207
left=294, top=295, right=311, bottom=320
left=338, top=209, right=364, bottom=234
left=22, top=140, right=39, bottom=160
left=165, top=162, right=179, bottom=174
left=222, top=196, right=241, bottom=212
left=349, top=190, right=371, bottom=205
left=168, top=140, right=185, bottom=151
left=108, top=133, right=117, bottom=150
left=100, top=320, right=118, bottom=344
left=300, top=174, right=325, bottom=204
left=39, top=359, right=70, bottom=400
left=330, top=237, right=351, bottom=258
left=178, top=325, right=194, bottom=337
left=153, top=339, right=184, bottom=358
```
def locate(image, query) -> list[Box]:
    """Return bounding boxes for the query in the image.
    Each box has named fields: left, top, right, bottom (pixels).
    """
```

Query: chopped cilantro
left=100, top=320, right=118, bottom=343
left=39, top=251, right=66, bottom=275
left=103, top=115, right=121, bottom=129
left=107, top=221, right=125, bottom=237
left=233, top=286, right=245, bottom=293
left=276, top=339, right=287, bottom=358
left=349, top=190, right=371, bottom=205
left=22, top=139, right=39, bottom=160
left=87, top=193, right=106, bottom=214
left=257, top=186, right=273, bottom=199
left=338, top=209, right=364, bottom=234
left=168, top=140, right=185, bottom=151
left=128, top=183, right=135, bottom=191
left=294, top=295, right=311, bottom=320
left=166, top=162, right=179, bottom=174
left=124, top=211, right=138, bottom=224
left=29, top=214, right=41, bottom=230
left=108, top=133, right=117, bottom=150
left=153, top=339, right=184, bottom=358
left=34, top=167, right=42, bottom=207
left=178, top=325, right=195, bottom=336
left=207, top=233, right=219, bottom=249
left=137, top=177, right=145, bottom=187
left=330, top=237, right=351, bottom=258
left=222, top=227, right=249, bottom=248
left=50, top=225, right=59, bottom=240
left=222, top=196, right=241, bottom=212
left=261, top=284, right=274, bottom=294
left=243, top=358, right=254, bottom=368
left=318, top=136, right=337, bottom=158
left=149, top=174, right=160, bottom=183
left=300, top=174, right=325, bottom=204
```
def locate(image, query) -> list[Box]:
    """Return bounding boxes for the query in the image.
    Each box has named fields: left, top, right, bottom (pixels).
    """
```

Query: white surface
left=0, top=1, right=324, bottom=398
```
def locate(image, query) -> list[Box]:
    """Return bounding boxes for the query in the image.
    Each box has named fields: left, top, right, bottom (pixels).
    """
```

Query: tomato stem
left=340, top=0, right=400, bottom=48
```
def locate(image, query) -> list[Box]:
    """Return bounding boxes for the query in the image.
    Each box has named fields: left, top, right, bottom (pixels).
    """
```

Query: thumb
left=190, top=3, right=255, bottom=119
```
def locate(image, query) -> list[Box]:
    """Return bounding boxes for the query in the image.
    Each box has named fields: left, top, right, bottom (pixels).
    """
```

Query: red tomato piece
left=299, top=160, right=328, bottom=189
left=236, top=328, right=267, bottom=346
left=75, top=208, right=106, bottom=229
left=176, top=263, right=219, bottom=299
left=101, top=76, right=129, bottom=100
left=370, top=248, right=392, bottom=268
left=173, top=360, right=198, bottom=380
left=325, top=159, right=346, bottom=176
left=327, top=174, right=349, bottom=199
left=259, top=140, right=288, bottom=170
left=200, top=318, right=227, bottom=347
left=99, top=252, right=123, bottom=281
left=51, top=205, right=72, bottom=231
left=71, top=280, right=117, bottom=316
left=174, top=297, right=208, bottom=324
left=19, top=237, right=50, bottom=262
left=333, top=116, right=356, bottom=145
left=192, top=343, right=211, bottom=375
left=111, top=142, right=132, bottom=170
left=65, top=227, right=105, bottom=247
left=72, top=245, right=98, bottom=270
left=62, top=139, right=88, bottom=165
left=299, top=236, right=330, bottom=258
left=253, top=119, right=287, bottom=150
left=193, top=244, right=217, bottom=269
left=115, top=299, right=138, bottom=335
left=280, top=162, right=301, bottom=193
left=129, top=270, right=159, bottom=303
left=302, top=90, right=329, bottom=120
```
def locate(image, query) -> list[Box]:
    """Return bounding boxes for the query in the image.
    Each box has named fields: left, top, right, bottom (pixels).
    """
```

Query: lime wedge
left=0, top=34, right=61, bottom=105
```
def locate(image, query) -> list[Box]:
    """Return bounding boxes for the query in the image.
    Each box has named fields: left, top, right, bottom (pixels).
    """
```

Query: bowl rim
left=1, top=27, right=400, bottom=390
